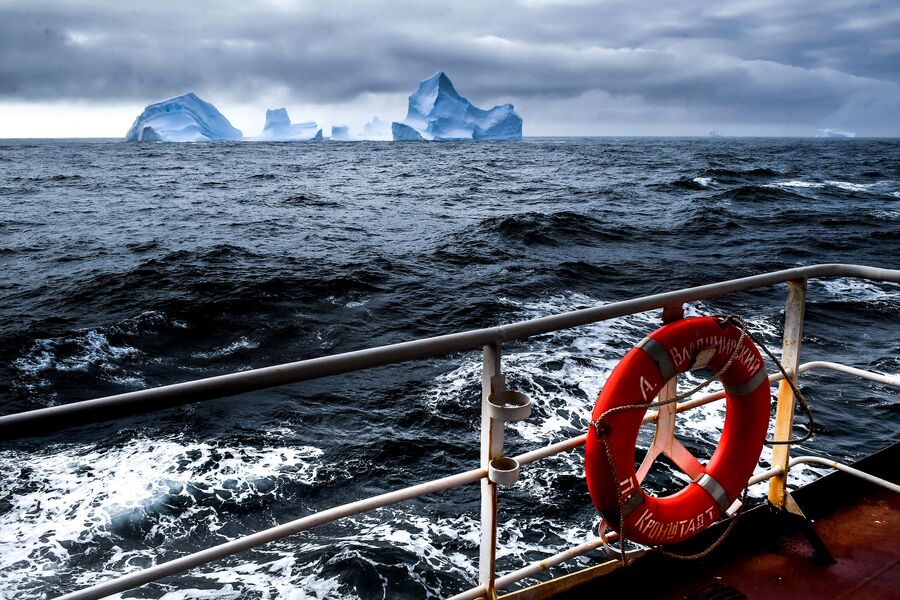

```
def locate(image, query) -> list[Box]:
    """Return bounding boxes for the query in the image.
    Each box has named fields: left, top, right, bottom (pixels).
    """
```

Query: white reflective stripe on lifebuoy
left=722, top=367, right=769, bottom=397
left=636, top=336, right=676, bottom=381
left=694, top=472, right=731, bottom=514
left=619, top=489, right=646, bottom=520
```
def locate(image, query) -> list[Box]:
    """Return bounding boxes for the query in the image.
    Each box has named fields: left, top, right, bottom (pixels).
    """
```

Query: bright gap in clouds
left=0, top=93, right=416, bottom=139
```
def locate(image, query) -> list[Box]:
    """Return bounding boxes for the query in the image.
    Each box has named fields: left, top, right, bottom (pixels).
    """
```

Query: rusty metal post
left=768, top=279, right=807, bottom=509
left=479, top=342, right=503, bottom=598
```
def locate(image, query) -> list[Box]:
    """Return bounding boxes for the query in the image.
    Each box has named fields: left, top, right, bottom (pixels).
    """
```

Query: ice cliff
left=392, top=72, right=522, bottom=141
left=256, top=108, right=322, bottom=141
left=125, top=93, right=242, bottom=142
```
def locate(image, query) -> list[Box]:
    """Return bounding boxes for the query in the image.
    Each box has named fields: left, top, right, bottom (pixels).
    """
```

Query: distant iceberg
left=125, top=92, right=242, bottom=142
left=331, top=125, right=352, bottom=141
left=256, top=108, right=322, bottom=141
left=392, top=122, right=424, bottom=141
left=362, top=116, right=391, bottom=140
left=392, top=72, right=522, bottom=141
left=328, top=117, right=392, bottom=141
left=816, top=128, right=856, bottom=138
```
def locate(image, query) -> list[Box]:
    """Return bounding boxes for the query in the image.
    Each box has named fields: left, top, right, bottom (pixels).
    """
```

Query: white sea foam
left=771, top=180, right=825, bottom=189
left=13, top=330, right=143, bottom=403
left=815, top=277, right=900, bottom=304
left=769, top=179, right=894, bottom=195
left=692, top=177, right=716, bottom=187
left=11, top=311, right=185, bottom=402
left=824, top=180, right=875, bottom=193
left=191, top=336, right=260, bottom=359
left=0, top=436, right=323, bottom=596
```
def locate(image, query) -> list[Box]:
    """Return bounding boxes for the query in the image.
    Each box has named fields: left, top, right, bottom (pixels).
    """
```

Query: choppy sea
left=0, top=137, right=898, bottom=599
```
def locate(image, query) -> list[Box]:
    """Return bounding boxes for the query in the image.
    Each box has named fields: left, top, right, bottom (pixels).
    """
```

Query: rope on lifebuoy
left=585, top=314, right=811, bottom=563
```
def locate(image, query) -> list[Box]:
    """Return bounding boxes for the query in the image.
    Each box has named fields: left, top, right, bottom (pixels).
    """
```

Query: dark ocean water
left=0, top=137, right=898, bottom=599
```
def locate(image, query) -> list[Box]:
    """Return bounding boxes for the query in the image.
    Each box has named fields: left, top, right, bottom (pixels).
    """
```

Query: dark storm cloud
left=1, top=0, right=899, bottom=133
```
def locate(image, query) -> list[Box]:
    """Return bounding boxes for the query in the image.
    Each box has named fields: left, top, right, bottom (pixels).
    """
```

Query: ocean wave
left=0, top=436, right=324, bottom=597
left=11, top=311, right=185, bottom=404
left=711, top=184, right=809, bottom=203
left=476, top=211, right=637, bottom=246
left=694, top=167, right=784, bottom=184
left=768, top=180, right=825, bottom=189
left=191, top=336, right=260, bottom=360
left=3, top=138, right=899, bottom=598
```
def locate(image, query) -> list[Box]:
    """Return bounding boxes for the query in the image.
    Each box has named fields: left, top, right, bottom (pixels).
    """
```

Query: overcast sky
left=1, top=0, right=899, bottom=137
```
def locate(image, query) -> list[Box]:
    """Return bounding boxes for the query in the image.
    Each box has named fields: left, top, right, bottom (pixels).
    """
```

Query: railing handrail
left=9, top=263, right=898, bottom=600
left=3, top=263, right=899, bottom=439
left=51, top=361, right=899, bottom=600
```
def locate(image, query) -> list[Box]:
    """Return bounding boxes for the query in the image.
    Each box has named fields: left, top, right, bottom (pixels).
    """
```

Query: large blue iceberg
left=256, top=108, right=322, bottom=141
left=125, top=93, right=242, bottom=142
left=392, top=72, right=522, bottom=141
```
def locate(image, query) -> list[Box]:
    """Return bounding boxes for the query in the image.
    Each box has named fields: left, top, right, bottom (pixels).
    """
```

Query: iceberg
left=816, top=128, right=856, bottom=138
left=256, top=108, right=322, bottom=141
left=391, top=122, right=424, bottom=141
left=362, top=116, right=391, bottom=140
left=391, top=72, right=522, bottom=141
left=125, top=93, right=242, bottom=142
left=329, top=118, right=392, bottom=141
left=331, top=125, right=352, bottom=141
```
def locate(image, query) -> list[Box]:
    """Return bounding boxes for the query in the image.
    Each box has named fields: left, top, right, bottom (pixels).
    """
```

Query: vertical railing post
left=768, top=279, right=807, bottom=509
left=479, top=342, right=503, bottom=598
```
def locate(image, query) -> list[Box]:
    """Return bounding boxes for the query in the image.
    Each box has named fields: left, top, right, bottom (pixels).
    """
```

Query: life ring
left=585, top=316, right=771, bottom=546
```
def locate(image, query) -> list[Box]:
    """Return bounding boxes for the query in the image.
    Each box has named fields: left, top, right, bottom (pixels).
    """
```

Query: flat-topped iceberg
left=816, top=128, right=856, bottom=138
left=256, top=108, right=322, bottom=141
left=392, top=72, right=522, bottom=141
left=125, top=93, right=242, bottom=142
left=331, top=125, right=352, bottom=141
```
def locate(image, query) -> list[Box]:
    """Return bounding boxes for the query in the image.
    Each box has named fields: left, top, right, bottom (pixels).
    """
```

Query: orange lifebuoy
left=585, top=316, right=771, bottom=546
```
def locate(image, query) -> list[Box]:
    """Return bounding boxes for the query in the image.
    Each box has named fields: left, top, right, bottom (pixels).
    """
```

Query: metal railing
left=2, top=263, right=898, bottom=600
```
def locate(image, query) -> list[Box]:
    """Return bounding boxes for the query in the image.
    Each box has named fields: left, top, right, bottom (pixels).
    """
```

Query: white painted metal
left=487, top=388, right=532, bottom=422
left=636, top=376, right=704, bottom=482
left=652, top=360, right=900, bottom=419
left=797, top=361, right=900, bottom=388
left=489, top=456, right=521, bottom=486
left=480, top=343, right=504, bottom=599
left=789, top=456, right=900, bottom=494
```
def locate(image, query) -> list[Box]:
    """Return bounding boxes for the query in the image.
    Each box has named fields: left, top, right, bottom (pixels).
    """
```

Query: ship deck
left=510, top=443, right=899, bottom=600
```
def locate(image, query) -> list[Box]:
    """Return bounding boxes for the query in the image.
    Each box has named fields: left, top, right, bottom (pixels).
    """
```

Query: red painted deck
left=547, top=444, right=899, bottom=600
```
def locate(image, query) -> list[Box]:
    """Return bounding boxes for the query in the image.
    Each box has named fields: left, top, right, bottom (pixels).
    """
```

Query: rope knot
left=591, top=419, right=610, bottom=437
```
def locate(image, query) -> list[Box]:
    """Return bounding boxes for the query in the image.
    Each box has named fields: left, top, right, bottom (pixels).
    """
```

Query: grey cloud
left=0, top=0, right=898, bottom=134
